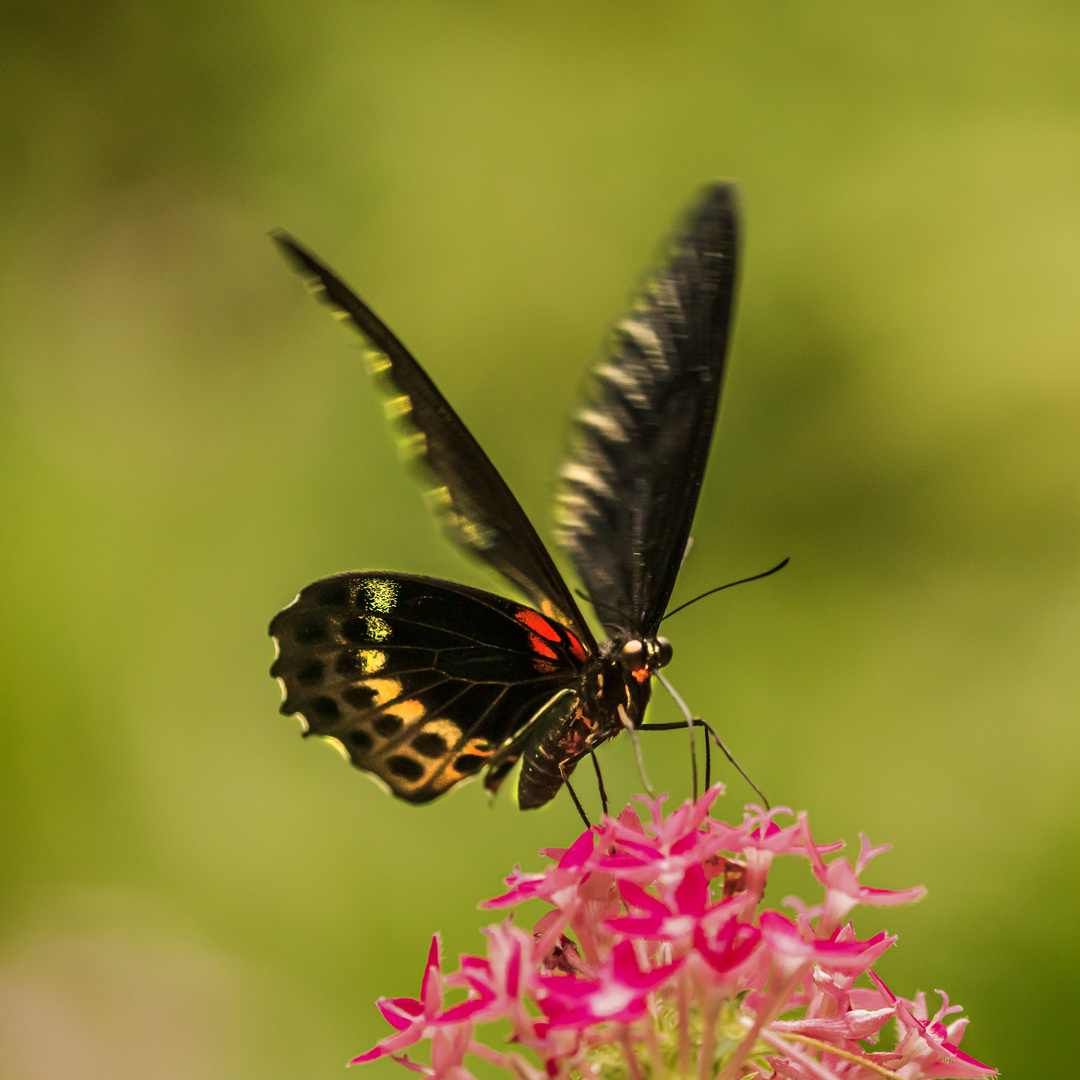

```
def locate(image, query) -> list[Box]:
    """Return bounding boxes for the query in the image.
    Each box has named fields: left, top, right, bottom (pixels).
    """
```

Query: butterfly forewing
left=271, top=233, right=594, bottom=648
left=270, top=572, right=587, bottom=802
left=555, top=183, right=740, bottom=637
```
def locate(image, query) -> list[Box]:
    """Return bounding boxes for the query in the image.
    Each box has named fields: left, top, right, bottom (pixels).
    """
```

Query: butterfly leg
left=640, top=715, right=768, bottom=809
left=647, top=672, right=770, bottom=808
left=654, top=672, right=700, bottom=799
left=695, top=718, right=768, bottom=809
left=637, top=719, right=703, bottom=797
left=691, top=724, right=700, bottom=800
left=561, top=765, right=593, bottom=829
left=589, top=750, right=609, bottom=817
left=617, top=705, right=655, bottom=797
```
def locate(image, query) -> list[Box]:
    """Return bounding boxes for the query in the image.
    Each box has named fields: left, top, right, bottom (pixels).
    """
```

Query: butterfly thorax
left=588, top=633, right=673, bottom=726
left=515, top=633, right=672, bottom=809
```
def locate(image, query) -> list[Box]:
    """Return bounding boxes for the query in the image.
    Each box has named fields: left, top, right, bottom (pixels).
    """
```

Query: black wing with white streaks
left=555, top=183, right=740, bottom=638
left=270, top=572, right=589, bottom=803
left=272, top=232, right=595, bottom=647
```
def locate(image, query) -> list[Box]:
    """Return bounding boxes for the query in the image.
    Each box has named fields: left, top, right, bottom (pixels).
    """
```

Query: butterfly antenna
left=661, top=557, right=790, bottom=622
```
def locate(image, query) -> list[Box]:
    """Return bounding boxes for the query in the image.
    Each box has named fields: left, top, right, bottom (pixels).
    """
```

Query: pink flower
left=608, top=864, right=744, bottom=944
left=350, top=936, right=489, bottom=1068
left=537, top=939, right=682, bottom=1027
left=867, top=974, right=996, bottom=1079
left=758, top=911, right=895, bottom=976
left=483, top=829, right=595, bottom=910
left=801, top=817, right=928, bottom=935
left=693, top=917, right=762, bottom=984
left=350, top=788, right=996, bottom=1080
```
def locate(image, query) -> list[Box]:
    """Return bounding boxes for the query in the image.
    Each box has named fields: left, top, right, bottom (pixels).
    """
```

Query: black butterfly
left=270, top=183, right=741, bottom=811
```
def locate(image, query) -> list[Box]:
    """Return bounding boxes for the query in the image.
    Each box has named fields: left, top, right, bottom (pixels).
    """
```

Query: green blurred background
left=1, top=2, right=1077, bottom=1075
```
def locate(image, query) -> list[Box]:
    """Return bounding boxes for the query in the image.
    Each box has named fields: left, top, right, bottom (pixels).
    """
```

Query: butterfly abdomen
left=517, top=698, right=602, bottom=810
left=516, top=651, right=655, bottom=810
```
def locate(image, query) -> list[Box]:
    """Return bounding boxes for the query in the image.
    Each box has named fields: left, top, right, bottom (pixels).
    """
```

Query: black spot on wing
left=310, top=696, right=340, bottom=720
left=294, top=617, right=328, bottom=645
left=387, top=756, right=425, bottom=782
left=346, top=728, right=374, bottom=753
left=297, top=660, right=324, bottom=685
left=311, top=579, right=351, bottom=607
left=373, top=715, right=404, bottom=737
left=412, top=731, right=448, bottom=758
left=342, top=683, right=378, bottom=709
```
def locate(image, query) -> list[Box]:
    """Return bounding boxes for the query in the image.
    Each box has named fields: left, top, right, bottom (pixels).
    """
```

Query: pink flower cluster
left=354, top=788, right=995, bottom=1080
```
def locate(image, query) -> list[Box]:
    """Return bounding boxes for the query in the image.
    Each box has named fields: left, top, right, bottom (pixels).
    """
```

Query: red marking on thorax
left=515, top=609, right=561, bottom=641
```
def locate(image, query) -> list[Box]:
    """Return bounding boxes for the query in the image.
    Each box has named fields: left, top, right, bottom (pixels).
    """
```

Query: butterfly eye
left=656, top=637, right=674, bottom=668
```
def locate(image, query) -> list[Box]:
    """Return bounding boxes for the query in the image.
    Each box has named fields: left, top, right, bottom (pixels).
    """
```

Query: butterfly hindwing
left=555, top=183, right=740, bottom=637
left=270, top=572, right=588, bottom=802
left=271, top=232, right=595, bottom=648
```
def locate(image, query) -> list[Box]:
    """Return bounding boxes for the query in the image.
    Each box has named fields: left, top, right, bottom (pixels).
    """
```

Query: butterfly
left=270, top=182, right=741, bottom=811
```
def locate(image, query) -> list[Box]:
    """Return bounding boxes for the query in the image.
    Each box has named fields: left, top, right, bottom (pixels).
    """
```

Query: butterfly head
left=616, top=636, right=674, bottom=684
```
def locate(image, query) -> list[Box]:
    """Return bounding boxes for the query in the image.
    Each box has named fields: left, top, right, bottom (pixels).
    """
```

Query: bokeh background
left=2, top=2, right=1078, bottom=1076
